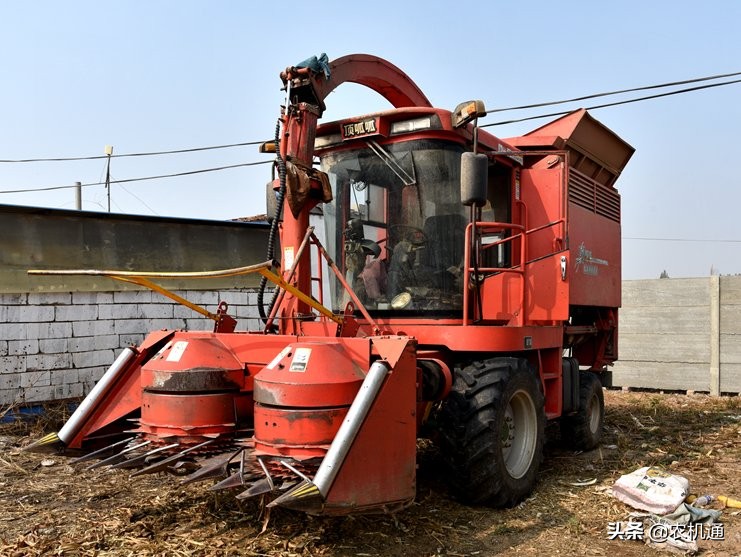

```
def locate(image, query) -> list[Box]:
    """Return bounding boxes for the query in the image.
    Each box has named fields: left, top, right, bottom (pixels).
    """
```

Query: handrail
left=526, top=218, right=567, bottom=252
left=463, top=222, right=526, bottom=326
left=526, top=218, right=565, bottom=237
left=463, top=218, right=567, bottom=325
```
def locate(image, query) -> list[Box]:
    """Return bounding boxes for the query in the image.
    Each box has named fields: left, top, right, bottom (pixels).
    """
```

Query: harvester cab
left=26, top=54, right=634, bottom=516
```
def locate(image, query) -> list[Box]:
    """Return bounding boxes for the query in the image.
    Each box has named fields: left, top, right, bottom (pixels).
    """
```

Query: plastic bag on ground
left=611, top=466, right=690, bottom=514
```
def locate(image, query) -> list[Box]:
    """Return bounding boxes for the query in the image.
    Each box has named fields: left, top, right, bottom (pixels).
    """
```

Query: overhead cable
left=4, top=70, right=740, bottom=162
left=623, top=236, right=741, bottom=244
left=0, top=160, right=272, bottom=195
left=0, top=140, right=266, bottom=164
left=487, top=70, right=741, bottom=114
left=481, top=78, right=741, bottom=128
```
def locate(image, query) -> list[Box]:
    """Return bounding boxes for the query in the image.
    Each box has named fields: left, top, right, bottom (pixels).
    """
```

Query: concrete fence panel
left=612, top=276, right=741, bottom=394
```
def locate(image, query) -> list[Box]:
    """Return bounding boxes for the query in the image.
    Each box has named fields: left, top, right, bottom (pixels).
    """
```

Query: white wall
left=0, top=289, right=260, bottom=406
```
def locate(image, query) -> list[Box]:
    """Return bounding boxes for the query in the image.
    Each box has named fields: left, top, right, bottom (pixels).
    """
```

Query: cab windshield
left=320, top=139, right=466, bottom=314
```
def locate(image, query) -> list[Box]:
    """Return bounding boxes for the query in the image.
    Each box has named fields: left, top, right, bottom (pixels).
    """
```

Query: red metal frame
left=312, top=54, right=432, bottom=110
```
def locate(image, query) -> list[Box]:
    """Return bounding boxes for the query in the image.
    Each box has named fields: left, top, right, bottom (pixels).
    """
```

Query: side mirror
left=460, top=152, right=488, bottom=207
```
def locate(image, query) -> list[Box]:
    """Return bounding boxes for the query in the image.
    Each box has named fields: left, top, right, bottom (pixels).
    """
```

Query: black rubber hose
left=257, top=119, right=287, bottom=322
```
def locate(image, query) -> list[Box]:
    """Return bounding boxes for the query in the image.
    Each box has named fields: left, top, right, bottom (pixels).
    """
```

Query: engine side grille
left=569, top=169, right=620, bottom=223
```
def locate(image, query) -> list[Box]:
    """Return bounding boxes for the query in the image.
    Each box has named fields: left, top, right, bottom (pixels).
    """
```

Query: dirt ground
left=1, top=390, right=740, bottom=557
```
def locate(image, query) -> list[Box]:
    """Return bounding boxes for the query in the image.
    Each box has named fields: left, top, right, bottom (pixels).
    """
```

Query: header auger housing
left=27, top=53, right=633, bottom=516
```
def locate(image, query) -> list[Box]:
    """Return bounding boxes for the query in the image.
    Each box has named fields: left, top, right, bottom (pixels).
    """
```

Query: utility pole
left=104, top=145, right=113, bottom=212
left=75, top=181, right=82, bottom=210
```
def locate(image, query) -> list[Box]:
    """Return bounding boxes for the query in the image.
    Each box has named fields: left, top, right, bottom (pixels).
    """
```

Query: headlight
left=315, top=133, right=343, bottom=149
left=391, top=292, right=413, bottom=309
left=390, top=117, right=433, bottom=135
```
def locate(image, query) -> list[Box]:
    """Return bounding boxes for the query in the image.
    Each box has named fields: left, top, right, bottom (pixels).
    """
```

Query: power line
left=623, top=237, right=741, bottom=243
left=2, top=69, right=740, bottom=199
left=482, top=78, right=741, bottom=128
left=0, top=160, right=272, bottom=195
left=0, top=140, right=266, bottom=164
left=487, top=70, right=741, bottom=113
left=2, top=70, right=740, bottom=164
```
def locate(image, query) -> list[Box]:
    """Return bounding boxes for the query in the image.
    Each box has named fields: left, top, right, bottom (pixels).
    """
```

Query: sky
left=1, top=1, right=740, bottom=280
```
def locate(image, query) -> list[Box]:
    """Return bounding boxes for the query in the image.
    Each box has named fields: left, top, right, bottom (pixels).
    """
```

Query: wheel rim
left=587, top=393, right=601, bottom=435
left=500, top=389, right=538, bottom=479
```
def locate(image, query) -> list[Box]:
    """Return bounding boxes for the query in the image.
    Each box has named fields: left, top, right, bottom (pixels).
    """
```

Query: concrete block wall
left=719, top=276, right=741, bottom=393
left=611, top=276, right=741, bottom=394
left=0, top=289, right=260, bottom=406
left=611, top=278, right=711, bottom=392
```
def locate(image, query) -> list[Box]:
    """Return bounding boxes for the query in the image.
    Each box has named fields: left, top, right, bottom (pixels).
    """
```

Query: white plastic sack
left=611, top=466, right=690, bottom=514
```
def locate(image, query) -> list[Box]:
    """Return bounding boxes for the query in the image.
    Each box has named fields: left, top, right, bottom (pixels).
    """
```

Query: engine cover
left=253, top=341, right=365, bottom=458
left=136, top=334, right=249, bottom=445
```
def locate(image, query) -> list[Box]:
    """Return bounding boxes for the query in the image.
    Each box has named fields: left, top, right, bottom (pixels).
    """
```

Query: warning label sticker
left=166, top=341, right=188, bottom=362
left=289, top=347, right=311, bottom=372
left=283, top=246, right=295, bottom=270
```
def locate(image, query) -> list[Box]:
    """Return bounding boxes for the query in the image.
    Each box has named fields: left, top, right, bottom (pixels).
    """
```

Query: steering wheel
left=389, top=224, right=428, bottom=245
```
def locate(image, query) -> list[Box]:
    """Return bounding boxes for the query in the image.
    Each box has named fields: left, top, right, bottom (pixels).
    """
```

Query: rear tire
left=560, top=371, right=604, bottom=450
left=437, top=357, right=545, bottom=507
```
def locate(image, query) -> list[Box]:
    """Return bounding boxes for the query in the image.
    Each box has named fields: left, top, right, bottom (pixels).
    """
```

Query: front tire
left=437, top=358, right=545, bottom=507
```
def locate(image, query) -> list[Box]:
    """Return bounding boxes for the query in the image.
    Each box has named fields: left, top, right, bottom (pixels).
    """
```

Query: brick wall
left=0, top=289, right=260, bottom=406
